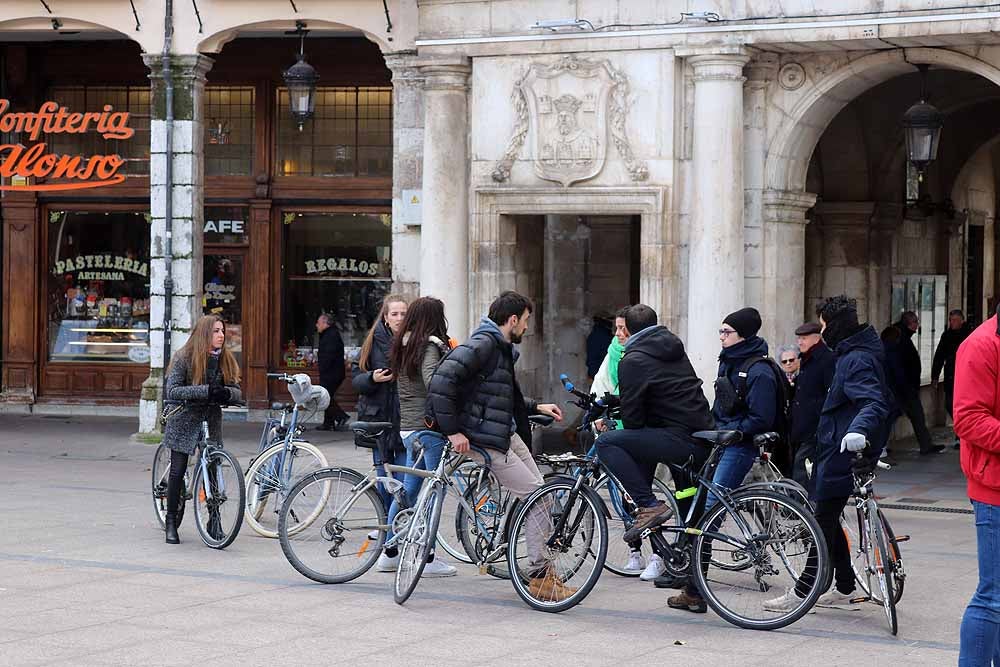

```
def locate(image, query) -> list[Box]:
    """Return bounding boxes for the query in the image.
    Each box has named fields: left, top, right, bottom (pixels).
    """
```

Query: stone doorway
left=506, top=214, right=640, bottom=405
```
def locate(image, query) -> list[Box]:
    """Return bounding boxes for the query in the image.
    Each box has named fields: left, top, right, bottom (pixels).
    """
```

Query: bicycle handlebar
left=266, top=372, right=298, bottom=383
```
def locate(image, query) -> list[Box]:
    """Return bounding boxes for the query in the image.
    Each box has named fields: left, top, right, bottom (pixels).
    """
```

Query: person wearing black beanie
left=723, top=307, right=763, bottom=339
left=765, top=295, right=891, bottom=613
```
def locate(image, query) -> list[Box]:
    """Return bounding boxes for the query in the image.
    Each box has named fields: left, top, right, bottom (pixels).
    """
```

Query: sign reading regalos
left=0, top=99, right=134, bottom=191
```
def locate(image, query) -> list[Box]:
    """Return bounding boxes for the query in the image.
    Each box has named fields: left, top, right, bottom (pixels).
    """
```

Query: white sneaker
left=763, top=588, right=804, bottom=612
left=375, top=552, right=399, bottom=572
left=367, top=530, right=379, bottom=540
left=639, top=554, right=666, bottom=581
left=816, top=587, right=859, bottom=609
left=422, top=559, right=458, bottom=578
left=624, top=551, right=646, bottom=574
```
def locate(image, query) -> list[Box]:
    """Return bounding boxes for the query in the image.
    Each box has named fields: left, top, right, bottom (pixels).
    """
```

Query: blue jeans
left=706, top=442, right=758, bottom=509
left=373, top=446, right=407, bottom=514
left=385, top=431, right=447, bottom=545
left=960, top=500, right=1000, bottom=666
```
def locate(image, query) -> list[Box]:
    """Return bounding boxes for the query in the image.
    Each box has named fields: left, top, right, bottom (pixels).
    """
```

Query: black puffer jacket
left=351, top=319, right=402, bottom=451
left=788, top=340, right=836, bottom=446
left=617, top=325, right=714, bottom=433
left=426, top=317, right=539, bottom=453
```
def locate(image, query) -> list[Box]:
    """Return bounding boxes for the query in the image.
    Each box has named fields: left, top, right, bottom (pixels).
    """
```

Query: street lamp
left=282, top=21, right=319, bottom=132
left=902, top=64, right=943, bottom=181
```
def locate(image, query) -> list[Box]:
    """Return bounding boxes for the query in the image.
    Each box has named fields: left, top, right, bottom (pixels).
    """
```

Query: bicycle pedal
left=850, top=596, right=870, bottom=604
left=895, top=535, right=910, bottom=543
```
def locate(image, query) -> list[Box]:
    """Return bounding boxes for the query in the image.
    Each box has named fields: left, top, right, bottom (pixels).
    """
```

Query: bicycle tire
left=151, top=443, right=172, bottom=529
left=278, top=467, right=385, bottom=584
left=455, top=467, right=509, bottom=565
left=843, top=506, right=904, bottom=605
left=693, top=489, right=828, bottom=631
left=872, top=510, right=898, bottom=635
left=594, top=474, right=678, bottom=577
left=244, top=440, right=328, bottom=538
left=193, top=448, right=245, bottom=549
left=506, top=480, right=608, bottom=613
left=395, top=479, right=445, bottom=605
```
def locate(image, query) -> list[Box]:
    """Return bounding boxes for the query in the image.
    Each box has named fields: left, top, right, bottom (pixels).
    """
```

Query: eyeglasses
left=718, top=329, right=737, bottom=337
left=780, top=358, right=797, bottom=365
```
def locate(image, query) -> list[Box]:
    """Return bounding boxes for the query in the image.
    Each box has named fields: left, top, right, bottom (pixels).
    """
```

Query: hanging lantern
left=282, top=22, right=319, bottom=132
left=902, top=65, right=943, bottom=180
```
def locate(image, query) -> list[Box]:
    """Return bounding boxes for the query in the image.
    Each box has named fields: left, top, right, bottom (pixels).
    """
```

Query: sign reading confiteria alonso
left=0, top=99, right=133, bottom=191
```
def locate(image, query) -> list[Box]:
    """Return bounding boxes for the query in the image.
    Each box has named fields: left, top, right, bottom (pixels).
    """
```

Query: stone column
left=385, top=51, right=425, bottom=298
left=761, top=190, right=817, bottom=344
left=138, top=54, right=213, bottom=435
left=418, top=57, right=471, bottom=337
left=683, top=50, right=750, bottom=386
left=810, top=202, right=878, bottom=321
left=743, top=55, right=778, bottom=313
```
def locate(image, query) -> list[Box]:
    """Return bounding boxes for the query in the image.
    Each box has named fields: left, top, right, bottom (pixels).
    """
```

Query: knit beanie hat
left=723, top=307, right=762, bottom=339
left=817, top=296, right=860, bottom=350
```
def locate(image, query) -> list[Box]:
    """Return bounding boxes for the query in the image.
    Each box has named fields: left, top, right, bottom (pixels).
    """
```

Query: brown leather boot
left=528, top=568, right=578, bottom=603
left=667, top=590, right=707, bottom=613
left=622, top=502, right=672, bottom=542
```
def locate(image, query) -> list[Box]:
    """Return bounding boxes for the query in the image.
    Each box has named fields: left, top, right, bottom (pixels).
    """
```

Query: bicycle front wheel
left=192, top=449, right=245, bottom=549
left=278, top=467, right=385, bottom=584
left=152, top=444, right=172, bottom=529
left=595, top=474, right=678, bottom=577
left=844, top=507, right=904, bottom=605
left=871, top=510, right=898, bottom=635
left=507, top=480, right=608, bottom=613
left=395, top=479, right=446, bottom=605
left=693, top=489, right=828, bottom=631
left=436, top=461, right=482, bottom=564
left=244, top=440, right=328, bottom=538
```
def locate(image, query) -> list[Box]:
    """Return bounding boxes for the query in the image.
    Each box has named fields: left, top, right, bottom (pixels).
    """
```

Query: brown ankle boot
left=622, top=502, right=672, bottom=542
left=528, top=568, right=578, bottom=603
left=667, top=590, right=707, bottom=613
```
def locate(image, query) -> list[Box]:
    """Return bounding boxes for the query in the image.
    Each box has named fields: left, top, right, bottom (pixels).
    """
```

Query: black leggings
left=166, top=449, right=189, bottom=515
left=796, top=495, right=854, bottom=597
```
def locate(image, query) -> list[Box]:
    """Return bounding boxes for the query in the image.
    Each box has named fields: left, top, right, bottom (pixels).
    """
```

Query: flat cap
left=795, top=322, right=822, bottom=336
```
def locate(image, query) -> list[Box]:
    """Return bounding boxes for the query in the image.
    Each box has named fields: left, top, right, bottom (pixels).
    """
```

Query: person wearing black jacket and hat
left=315, top=313, right=349, bottom=430
left=931, top=309, right=974, bottom=448
left=884, top=311, right=944, bottom=455
left=596, top=304, right=714, bottom=541
left=789, top=321, right=836, bottom=496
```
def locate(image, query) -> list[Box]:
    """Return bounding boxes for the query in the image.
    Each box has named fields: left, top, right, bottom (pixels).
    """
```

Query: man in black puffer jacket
left=426, top=291, right=572, bottom=601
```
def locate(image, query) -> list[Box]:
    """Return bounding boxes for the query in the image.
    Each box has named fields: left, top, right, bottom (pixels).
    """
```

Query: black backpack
left=735, top=356, right=793, bottom=443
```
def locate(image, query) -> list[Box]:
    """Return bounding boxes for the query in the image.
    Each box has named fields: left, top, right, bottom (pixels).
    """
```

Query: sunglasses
left=780, top=358, right=797, bottom=365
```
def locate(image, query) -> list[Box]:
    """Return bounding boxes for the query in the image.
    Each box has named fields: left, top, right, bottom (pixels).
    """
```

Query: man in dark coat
left=765, top=295, right=890, bottom=612
left=788, top=321, right=836, bottom=497
left=315, top=313, right=349, bottom=430
left=931, top=309, right=974, bottom=448
left=426, top=291, right=574, bottom=601
left=884, top=311, right=944, bottom=455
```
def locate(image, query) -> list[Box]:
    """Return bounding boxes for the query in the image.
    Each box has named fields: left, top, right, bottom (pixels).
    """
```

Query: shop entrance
left=507, top=214, right=640, bottom=406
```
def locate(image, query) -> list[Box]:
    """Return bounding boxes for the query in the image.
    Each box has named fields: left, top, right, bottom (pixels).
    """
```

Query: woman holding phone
left=352, top=294, right=409, bottom=512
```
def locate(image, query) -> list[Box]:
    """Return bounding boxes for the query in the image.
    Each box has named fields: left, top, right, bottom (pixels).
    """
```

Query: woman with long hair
left=352, top=293, right=408, bottom=511
left=375, top=296, right=457, bottom=576
left=161, top=314, right=242, bottom=544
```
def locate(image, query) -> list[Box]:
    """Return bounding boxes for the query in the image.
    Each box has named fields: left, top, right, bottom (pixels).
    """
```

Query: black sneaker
left=920, top=445, right=946, bottom=456
left=653, top=572, right=689, bottom=589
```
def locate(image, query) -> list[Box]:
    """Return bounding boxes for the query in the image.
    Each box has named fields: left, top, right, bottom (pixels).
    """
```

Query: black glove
left=208, top=384, right=230, bottom=404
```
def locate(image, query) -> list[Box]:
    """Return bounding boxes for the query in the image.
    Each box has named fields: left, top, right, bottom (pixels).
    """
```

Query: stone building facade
left=2, top=1, right=999, bottom=441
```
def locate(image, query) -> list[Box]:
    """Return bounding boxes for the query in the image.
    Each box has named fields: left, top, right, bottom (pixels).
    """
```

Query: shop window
left=47, top=210, right=151, bottom=363
left=205, top=87, right=255, bottom=176
left=276, top=87, right=392, bottom=177
left=44, top=86, right=151, bottom=176
left=203, top=254, right=244, bottom=367
left=890, top=274, right=947, bottom=385
left=281, top=211, right=392, bottom=368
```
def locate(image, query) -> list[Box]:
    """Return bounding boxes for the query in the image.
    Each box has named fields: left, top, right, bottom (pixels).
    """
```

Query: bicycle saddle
left=692, top=430, right=743, bottom=447
left=351, top=421, right=395, bottom=437
left=529, top=414, right=555, bottom=427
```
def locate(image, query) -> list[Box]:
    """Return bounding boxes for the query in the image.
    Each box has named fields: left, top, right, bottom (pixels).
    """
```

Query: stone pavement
left=0, top=414, right=973, bottom=666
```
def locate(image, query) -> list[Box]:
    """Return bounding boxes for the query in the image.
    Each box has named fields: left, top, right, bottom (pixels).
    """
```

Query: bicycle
left=151, top=399, right=247, bottom=549
left=243, top=372, right=329, bottom=538
left=842, top=452, right=907, bottom=635
left=276, top=421, right=490, bottom=585
left=507, top=428, right=830, bottom=628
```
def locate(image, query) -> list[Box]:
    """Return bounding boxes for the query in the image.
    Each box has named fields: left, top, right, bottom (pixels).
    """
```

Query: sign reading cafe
left=52, top=254, right=149, bottom=282
left=0, top=99, right=134, bottom=191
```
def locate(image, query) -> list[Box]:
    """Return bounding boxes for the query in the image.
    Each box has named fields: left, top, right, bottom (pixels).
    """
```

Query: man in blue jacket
left=765, top=295, right=890, bottom=612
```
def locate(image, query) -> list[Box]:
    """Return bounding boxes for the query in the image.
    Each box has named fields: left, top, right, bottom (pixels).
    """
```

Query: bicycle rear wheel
left=279, top=467, right=384, bottom=584
left=595, top=474, right=678, bottom=577
left=871, top=511, right=898, bottom=635
left=395, top=479, right=445, bottom=605
left=193, top=449, right=245, bottom=549
left=455, top=467, right=508, bottom=565
left=507, top=480, right=608, bottom=613
left=693, top=489, right=827, bottom=631
left=244, top=440, right=328, bottom=538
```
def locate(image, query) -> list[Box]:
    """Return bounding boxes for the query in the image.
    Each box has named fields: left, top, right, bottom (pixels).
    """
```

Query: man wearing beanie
left=765, top=295, right=890, bottom=612
left=667, top=306, right=784, bottom=613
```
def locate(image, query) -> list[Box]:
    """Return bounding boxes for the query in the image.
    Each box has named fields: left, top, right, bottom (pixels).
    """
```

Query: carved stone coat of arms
left=492, top=55, right=648, bottom=187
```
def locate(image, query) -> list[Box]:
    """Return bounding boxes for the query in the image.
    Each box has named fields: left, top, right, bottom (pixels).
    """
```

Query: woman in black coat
left=352, top=293, right=408, bottom=510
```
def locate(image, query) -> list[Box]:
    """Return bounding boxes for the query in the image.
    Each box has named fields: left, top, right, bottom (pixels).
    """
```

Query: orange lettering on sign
left=0, top=99, right=133, bottom=191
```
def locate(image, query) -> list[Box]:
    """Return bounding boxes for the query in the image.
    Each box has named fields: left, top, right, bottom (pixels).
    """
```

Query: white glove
left=840, top=432, right=867, bottom=453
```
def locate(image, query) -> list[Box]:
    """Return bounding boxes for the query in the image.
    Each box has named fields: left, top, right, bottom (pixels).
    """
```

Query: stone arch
left=0, top=15, right=135, bottom=42
left=766, top=48, right=1000, bottom=195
